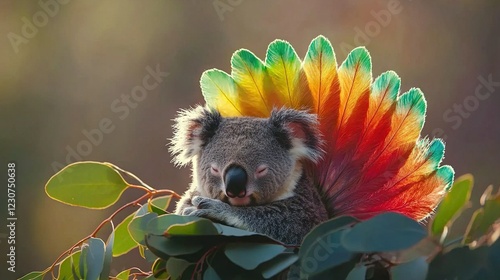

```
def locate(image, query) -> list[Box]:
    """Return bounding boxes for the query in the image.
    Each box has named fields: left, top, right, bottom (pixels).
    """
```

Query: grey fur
left=170, top=105, right=328, bottom=245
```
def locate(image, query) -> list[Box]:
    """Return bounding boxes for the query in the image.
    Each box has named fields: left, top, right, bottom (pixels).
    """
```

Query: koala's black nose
left=224, top=165, right=247, bottom=198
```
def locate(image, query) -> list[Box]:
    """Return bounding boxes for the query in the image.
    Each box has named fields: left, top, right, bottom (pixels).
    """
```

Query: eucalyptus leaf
left=464, top=186, right=500, bottom=244
left=391, top=257, right=428, bottom=280
left=346, top=265, right=367, bottom=280
left=113, top=211, right=138, bottom=256
left=79, top=243, right=88, bottom=279
left=45, top=161, right=129, bottom=209
left=152, top=258, right=169, bottom=279
left=204, top=265, right=222, bottom=280
left=431, top=174, right=473, bottom=237
left=85, top=237, right=106, bottom=280
left=429, top=237, right=500, bottom=279
left=115, top=269, right=131, bottom=280
left=427, top=245, right=489, bottom=280
left=128, top=212, right=158, bottom=245
left=144, top=248, right=159, bottom=263
left=166, top=257, right=192, bottom=280
left=224, top=243, right=286, bottom=270
left=217, top=223, right=267, bottom=237
left=259, top=252, right=299, bottom=279
left=341, top=212, right=427, bottom=252
left=300, top=216, right=359, bottom=250
left=57, top=251, right=81, bottom=280
left=100, top=230, right=114, bottom=280
left=301, top=228, right=353, bottom=277
left=305, top=257, right=358, bottom=280
left=18, top=271, right=45, bottom=280
left=139, top=243, right=146, bottom=259
left=149, top=195, right=173, bottom=215
left=136, top=202, right=151, bottom=217
left=147, top=214, right=207, bottom=235
left=166, top=219, right=221, bottom=236
left=300, top=216, right=358, bottom=276
left=379, top=236, right=439, bottom=264
left=145, top=234, right=205, bottom=258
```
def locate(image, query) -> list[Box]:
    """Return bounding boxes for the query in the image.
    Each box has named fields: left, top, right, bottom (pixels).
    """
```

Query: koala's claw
left=187, top=196, right=233, bottom=224
left=181, top=206, right=197, bottom=216
left=192, top=196, right=225, bottom=209
left=192, top=196, right=208, bottom=207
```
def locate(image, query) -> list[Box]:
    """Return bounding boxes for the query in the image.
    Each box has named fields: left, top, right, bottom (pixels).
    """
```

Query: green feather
left=427, top=138, right=446, bottom=166
left=437, top=165, right=455, bottom=190
left=200, top=69, right=241, bottom=116
left=231, top=49, right=270, bottom=115
left=304, top=35, right=335, bottom=64
left=265, top=39, right=302, bottom=107
left=372, top=70, right=400, bottom=101
left=339, top=47, right=372, bottom=76
left=396, top=88, right=427, bottom=128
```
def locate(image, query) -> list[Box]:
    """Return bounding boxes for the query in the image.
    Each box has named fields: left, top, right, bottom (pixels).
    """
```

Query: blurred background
left=0, top=0, right=499, bottom=278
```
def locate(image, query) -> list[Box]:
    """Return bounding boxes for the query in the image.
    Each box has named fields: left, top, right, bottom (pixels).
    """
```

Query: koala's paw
left=185, top=196, right=233, bottom=223
left=181, top=206, right=197, bottom=216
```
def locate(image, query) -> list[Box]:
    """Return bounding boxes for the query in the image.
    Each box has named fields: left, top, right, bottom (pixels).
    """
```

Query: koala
left=170, top=106, right=328, bottom=245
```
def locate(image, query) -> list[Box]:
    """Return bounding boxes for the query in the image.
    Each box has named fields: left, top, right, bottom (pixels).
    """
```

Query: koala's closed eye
left=210, top=164, right=220, bottom=176
left=255, top=164, right=268, bottom=178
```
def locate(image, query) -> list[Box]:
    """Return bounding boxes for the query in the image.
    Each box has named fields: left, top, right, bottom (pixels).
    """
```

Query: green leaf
left=390, top=257, right=428, bottom=280
left=217, top=223, right=264, bottom=236
left=129, top=212, right=158, bottom=245
left=85, top=237, right=106, bottom=280
left=115, top=269, right=131, bottom=280
left=341, top=212, right=427, bottom=252
left=166, top=257, right=192, bottom=280
left=428, top=238, right=500, bottom=279
left=346, top=265, right=367, bottom=280
left=203, top=265, right=222, bottom=280
left=300, top=216, right=358, bottom=276
left=152, top=258, right=169, bottom=279
left=305, top=257, right=358, bottom=280
left=180, top=264, right=197, bottom=280
left=57, top=251, right=81, bottom=279
left=427, top=245, right=489, bottom=280
left=149, top=195, right=173, bottom=215
left=113, top=212, right=138, bottom=256
left=45, top=161, right=129, bottom=209
left=136, top=202, right=150, bottom=217
left=224, top=243, right=286, bottom=270
left=138, top=244, right=146, bottom=259
left=71, top=252, right=81, bottom=279
left=18, top=271, right=45, bottom=280
left=145, top=234, right=205, bottom=258
left=166, top=219, right=221, bottom=236
left=147, top=214, right=208, bottom=235
left=464, top=186, right=500, bottom=244
left=379, top=236, right=439, bottom=264
left=301, top=216, right=358, bottom=256
left=144, top=248, right=159, bottom=263
left=259, top=252, right=299, bottom=279
left=154, top=215, right=278, bottom=241
left=431, top=174, right=473, bottom=237
left=79, top=244, right=88, bottom=279
left=463, top=208, right=485, bottom=245
left=100, top=230, right=114, bottom=280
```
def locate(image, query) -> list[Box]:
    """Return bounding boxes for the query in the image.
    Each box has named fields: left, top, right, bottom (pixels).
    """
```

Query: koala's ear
left=269, top=108, right=324, bottom=162
left=170, top=106, right=222, bottom=166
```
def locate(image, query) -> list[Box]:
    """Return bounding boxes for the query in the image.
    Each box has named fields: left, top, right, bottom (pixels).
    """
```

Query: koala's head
left=170, top=106, right=323, bottom=206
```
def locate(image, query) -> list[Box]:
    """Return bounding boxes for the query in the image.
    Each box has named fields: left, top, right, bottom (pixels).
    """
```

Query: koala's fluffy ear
left=269, top=108, right=324, bottom=162
left=170, top=106, right=222, bottom=166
